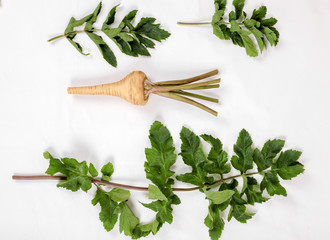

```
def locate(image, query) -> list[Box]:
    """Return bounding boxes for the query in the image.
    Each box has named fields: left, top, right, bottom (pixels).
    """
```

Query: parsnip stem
left=188, top=84, right=220, bottom=90
left=154, top=69, right=219, bottom=86
left=152, top=79, right=220, bottom=93
left=155, top=92, right=218, bottom=116
left=171, top=91, right=218, bottom=103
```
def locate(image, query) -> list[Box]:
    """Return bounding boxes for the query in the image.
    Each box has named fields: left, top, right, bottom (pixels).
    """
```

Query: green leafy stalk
left=176, top=127, right=304, bottom=240
left=13, top=121, right=304, bottom=240
left=178, top=0, right=280, bottom=57
left=48, top=2, right=170, bottom=67
left=139, top=121, right=181, bottom=237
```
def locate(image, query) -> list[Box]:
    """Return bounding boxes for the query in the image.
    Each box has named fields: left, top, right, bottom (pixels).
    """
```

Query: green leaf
left=64, top=16, right=93, bottom=56
left=232, top=0, right=245, bottom=20
left=219, top=179, right=256, bottom=223
left=57, top=175, right=92, bottom=192
left=64, top=15, right=93, bottom=34
left=240, top=34, right=258, bottom=57
left=139, top=219, right=159, bottom=234
left=131, top=39, right=151, bottom=56
left=214, top=0, right=227, bottom=11
left=251, top=6, right=267, bottom=21
left=56, top=158, right=92, bottom=192
left=135, top=17, right=156, bottom=30
left=119, top=32, right=134, bottom=42
left=268, top=26, right=280, bottom=45
left=253, top=139, right=285, bottom=171
left=45, top=152, right=68, bottom=176
left=144, top=123, right=179, bottom=229
left=212, top=24, right=225, bottom=40
left=212, top=10, right=225, bottom=24
left=277, top=150, right=302, bottom=168
left=201, top=134, right=231, bottom=175
left=123, top=10, right=138, bottom=22
left=278, top=164, right=304, bottom=180
left=45, top=153, right=93, bottom=192
left=231, top=128, right=254, bottom=173
left=102, top=4, right=119, bottom=29
left=89, top=163, right=98, bottom=177
left=244, top=19, right=265, bottom=53
left=204, top=204, right=225, bottom=240
left=219, top=24, right=231, bottom=40
left=228, top=204, right=254, bottom=223
left=148, top=185, right=167, bottom=201
left=260, top=26, right=277, bottom=46
left=118, top=202, right=139, bottom=236
left=230, top=21, right=258, bottom=57
left=112, top=36, right=138, bottom=57
left=145, top=121, right=176, bottom=188
left=229, top=11, right=236, bottom=22
left=66, top=39, right=89, bottom=55
left=205, top=190, right=235, bottom=204
left=253, top=148, right=266, bottom=172
left=201, top=134, right=223, bottom=155
left=43, top=151, right=51, bottom=159
left=241, top=174, right=248, bottom=193
left=92, top=189, right=118, bottom=231
left=260, top=171, right=287, bottom=196
left=141, top=200, right=173, bottom=224
left=84, top=2, right=102, bottom=31
left=103, top=28, right=122, bottom=38
left=243, top=177, right=268, bottom=205
left=101, top=162, right=114, bottom=182
left=230, top=31, right=244, bottom=47
left=276, top=150, right=304, bottom=180
left=85, top=32, right=117, bottom=67
left=136, top=34, right=155, bottom=48
left=118, top=10, right=137, bottom=30
left=260, top=17, right=278, bottom=27
left=136, top=23, right=171, bottom=42
left=262, top=139, right=285, bottom=161
left=108, top=188, right=131, bottom=202
left=176, top=127, right=213, bottom=187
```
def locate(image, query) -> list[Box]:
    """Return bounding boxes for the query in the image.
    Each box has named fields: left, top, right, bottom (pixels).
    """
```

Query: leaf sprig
left=48, top=2, right=170, bottom=67
left=176, top=127, right=303, bottom=240
left=178, top=0, right=279, bottom=57
left=13, top=121, right=304, bottom=240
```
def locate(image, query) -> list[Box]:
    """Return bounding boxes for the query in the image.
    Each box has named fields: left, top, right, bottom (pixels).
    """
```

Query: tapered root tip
left=67, top=87, right=74, bottom=94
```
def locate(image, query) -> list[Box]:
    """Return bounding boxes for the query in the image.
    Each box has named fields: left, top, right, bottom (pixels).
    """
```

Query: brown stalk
left=12, top=171, right=262, bottom=192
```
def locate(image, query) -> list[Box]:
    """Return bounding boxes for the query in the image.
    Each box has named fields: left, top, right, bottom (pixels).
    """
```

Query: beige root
left=68, top=71, right=148, bottom=105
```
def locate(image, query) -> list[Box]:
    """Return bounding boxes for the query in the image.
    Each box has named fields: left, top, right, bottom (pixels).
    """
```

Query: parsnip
left=68, top=70, right=220, bottom=116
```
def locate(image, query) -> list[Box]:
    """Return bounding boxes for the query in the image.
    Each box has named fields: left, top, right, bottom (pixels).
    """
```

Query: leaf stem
left=177, top=22, right=212, bottom=25
left=177, top=21, right=244, bottom=26
left=12, top=175, right=199, bottom=191
left=13, top=170, right=274, bottom=192
left=47, top=29, right=103, bottom=42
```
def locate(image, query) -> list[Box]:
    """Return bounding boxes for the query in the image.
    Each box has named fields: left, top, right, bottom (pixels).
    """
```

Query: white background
left=1, top=0, right=330, bottom=239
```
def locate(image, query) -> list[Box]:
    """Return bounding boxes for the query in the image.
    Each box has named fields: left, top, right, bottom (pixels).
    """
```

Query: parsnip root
left=68, top=69, right=221, bottom=116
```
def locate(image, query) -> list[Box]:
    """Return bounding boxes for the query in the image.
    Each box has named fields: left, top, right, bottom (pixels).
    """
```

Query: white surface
left=1, top=0, right=330, bottom=239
